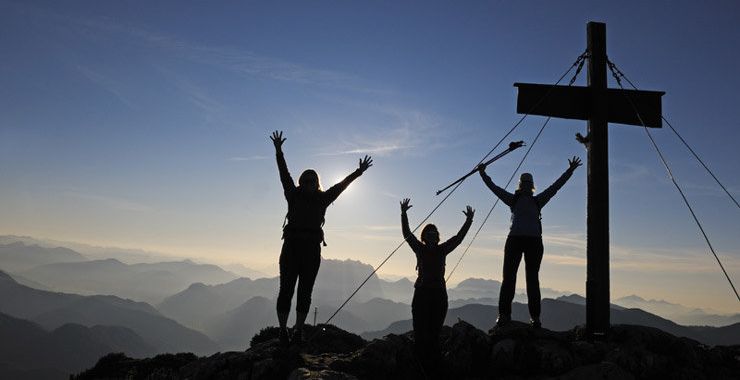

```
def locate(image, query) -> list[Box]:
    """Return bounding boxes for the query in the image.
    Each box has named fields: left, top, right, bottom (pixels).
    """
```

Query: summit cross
left=513, top=22, right=665, bottom=338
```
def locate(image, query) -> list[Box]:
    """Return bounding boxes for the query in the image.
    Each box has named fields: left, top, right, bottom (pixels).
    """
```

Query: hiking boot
left=530, top=318, right=542, bottom=329
left=278, top=327, right=290, bottom=347
left=495, top=314, right=511, bottom=327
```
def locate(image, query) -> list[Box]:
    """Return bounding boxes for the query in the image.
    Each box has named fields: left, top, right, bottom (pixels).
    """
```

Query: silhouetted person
left=401, top=198, right=473, bottom=372
left=478, top=156, right=582, bottom=328
left=270, top=130, right=372, bottom=345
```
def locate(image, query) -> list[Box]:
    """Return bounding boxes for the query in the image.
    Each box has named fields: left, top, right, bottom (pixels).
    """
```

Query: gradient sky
left=1, top=1, right=738, bottom=313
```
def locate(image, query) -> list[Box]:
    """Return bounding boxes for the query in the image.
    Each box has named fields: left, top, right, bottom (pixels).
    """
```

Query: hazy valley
left=1, top=236, right=738, bottom=378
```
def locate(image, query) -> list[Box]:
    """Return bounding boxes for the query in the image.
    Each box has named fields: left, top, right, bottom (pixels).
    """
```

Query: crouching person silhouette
left=270, top=131, right=372, bottom=346
left=478, top=156, right=582, bottom=328
left=401, top=198, right=473, bottom=373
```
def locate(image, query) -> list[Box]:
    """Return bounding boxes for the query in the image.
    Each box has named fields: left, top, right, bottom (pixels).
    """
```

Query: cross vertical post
left=585, top=21, right=610, bottom=337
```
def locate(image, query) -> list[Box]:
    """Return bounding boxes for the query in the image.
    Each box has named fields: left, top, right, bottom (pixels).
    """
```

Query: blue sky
left=1, top=0, right=738, bottom=312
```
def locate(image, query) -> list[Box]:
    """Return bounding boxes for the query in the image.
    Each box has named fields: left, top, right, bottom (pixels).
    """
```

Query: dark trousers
left=498, top=235, right=544, bottom=319
left=276, top=238, right=321, bottom=314
left=412, top=287, right=448, bottom=358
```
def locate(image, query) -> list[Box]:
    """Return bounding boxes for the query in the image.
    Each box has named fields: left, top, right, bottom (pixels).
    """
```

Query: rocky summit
left=74, top=321, right=740, bottom=379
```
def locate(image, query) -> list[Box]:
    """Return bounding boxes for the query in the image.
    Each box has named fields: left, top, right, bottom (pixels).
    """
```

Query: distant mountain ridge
left=157, top=258, right=390, bottom=332
left=20, top=257, right=239, bottom=304
left=0, top=311, right=156, bottom=379
left=0, top=241, right=87, bottom=272
left=3, top=235, right=738, bottom=351
left=6, top=234, right=735, bottom=326
left=0, top=235, right=187, bottom=264
left=158, top=277, right=278, bottom=331
left=0, top=269, right=218, bottom=354
left=202, top=296, right=275, bottom=351
left=363, top=298, right=740, bottom=346
left=162, top=291, right=405, bottom=350
left=614, top=294, right=740, bottom=326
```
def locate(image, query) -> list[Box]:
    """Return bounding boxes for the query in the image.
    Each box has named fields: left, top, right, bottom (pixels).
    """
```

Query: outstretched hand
left=400, top=198, right=412, bottom=213
left=568, top=156, right=583, bottom=170
left=359, top=155, right=373, bottom=173
left=463, top=205, right=475, bottom=219
left=270, top=131, right=286, bottom=149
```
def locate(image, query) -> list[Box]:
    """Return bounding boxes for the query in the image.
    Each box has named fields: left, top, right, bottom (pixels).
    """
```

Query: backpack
left=511, top=192, right=543, bottom=233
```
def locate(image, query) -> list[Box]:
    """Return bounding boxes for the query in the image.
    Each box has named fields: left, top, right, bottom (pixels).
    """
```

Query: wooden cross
left=513, top=22, right=665, bottom=337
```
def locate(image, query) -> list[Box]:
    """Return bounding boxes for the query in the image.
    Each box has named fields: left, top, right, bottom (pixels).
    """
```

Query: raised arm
left=478, top=165, right=515, bottom=207
left=400, top=198, right=423, bottom=253
left=536, top=156, right=582, bottom=207
left=324, top=155, right=373, bottom=204
left=271, top=131, right=295, bottom=195
left=441, top=206, right=475, bottom=254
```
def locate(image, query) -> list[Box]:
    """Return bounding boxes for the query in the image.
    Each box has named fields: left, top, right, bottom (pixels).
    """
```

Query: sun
left=330, top=175, right=356, bottom=197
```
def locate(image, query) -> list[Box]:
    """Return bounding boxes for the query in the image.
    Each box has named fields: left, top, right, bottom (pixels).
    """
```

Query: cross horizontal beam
left=514, top=83, right=665, bottom=128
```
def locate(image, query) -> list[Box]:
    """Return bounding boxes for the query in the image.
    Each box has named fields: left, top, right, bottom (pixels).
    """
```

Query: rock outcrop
left=74, top=321, right=740, bottom=379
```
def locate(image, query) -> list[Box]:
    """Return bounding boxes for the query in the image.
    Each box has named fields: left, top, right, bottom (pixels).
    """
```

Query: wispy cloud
left=610, top=161, right=652, bottom=184
left=610, top=245, right=740, bottom=273
left=543, top=232, right=586, bottom=251
left=315, top=100, right=460, bottom=157
left=74, top=65, right=136, bottom=108
left=18, top=3, right=458, bottom=159
left=537, top=230, right=740, bottom=275
left=228, top=155, right=268, bottom=162
left=39, top=7, right=383, bottom=94
left=679, top=179, right=740, bottom=199
left=317, top=144, right=414, bottom=157
left=181, top=46, right=380, bottom=93
left=379, top=190, right=401, bottom=199
left=543, top=254, right=585, bottom=267
left=7, top=1, right=387, bottom=93
left=156, top=67, right=223, bottom=115
left=152, top=65, right=248, bottom=129
left=63, top=191, right=151, bottom=212
left=364, top=224, right=400, bottom=232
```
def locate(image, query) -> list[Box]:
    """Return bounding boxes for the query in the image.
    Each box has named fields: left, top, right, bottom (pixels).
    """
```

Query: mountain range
left=0, top=270, right=217, bottom=355
left=0, top=311, right=155, bottom=379
left=613, top=294, right=740, bottom=326
left=0, top=234, right=738, bottom=376
left=0, top=242, right=87, bottom=272
left=20, top=257, right=239, bottom=304
left=4, top=235, right=736, bottom=328
left=363, top=295, right=740, bottom=346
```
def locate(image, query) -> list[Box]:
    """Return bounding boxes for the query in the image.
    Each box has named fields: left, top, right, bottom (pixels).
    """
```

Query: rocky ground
left=73, top=321, right=740, bottom=379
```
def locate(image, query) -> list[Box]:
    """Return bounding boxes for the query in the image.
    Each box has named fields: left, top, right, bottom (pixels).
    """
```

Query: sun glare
left=331, top=175, right=356, bottom=197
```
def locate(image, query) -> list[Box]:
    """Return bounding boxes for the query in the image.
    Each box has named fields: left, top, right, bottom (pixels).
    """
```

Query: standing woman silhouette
left=401, top=198, right=473, bottom=369
left=478, top=156, right=582, bottom=328
left=270, top=131, right=372, bottom=345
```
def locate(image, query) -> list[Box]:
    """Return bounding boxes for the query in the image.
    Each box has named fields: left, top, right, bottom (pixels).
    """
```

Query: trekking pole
left=435, top=141, right=525, bottom=196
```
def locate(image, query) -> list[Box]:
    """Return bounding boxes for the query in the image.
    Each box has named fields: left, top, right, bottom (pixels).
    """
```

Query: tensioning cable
left=607, top=61, right=739, bottom=210
left=608, top=59, right=740, bottom=302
